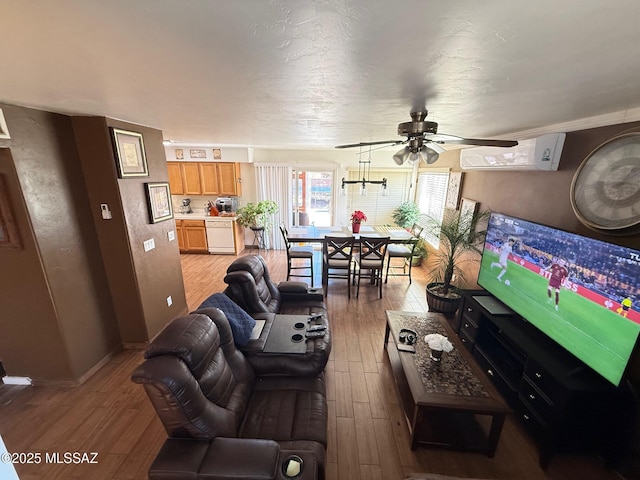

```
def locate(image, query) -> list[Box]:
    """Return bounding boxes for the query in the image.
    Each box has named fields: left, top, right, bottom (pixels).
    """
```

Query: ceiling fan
left=335, top=110, right=518, bottom=165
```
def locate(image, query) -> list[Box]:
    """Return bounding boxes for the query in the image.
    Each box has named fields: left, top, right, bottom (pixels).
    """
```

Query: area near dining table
left=286, top=225, right=415, bottom=243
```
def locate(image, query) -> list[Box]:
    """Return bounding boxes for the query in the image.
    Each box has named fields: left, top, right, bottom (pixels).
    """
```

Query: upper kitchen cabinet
left=167, top=162, right=242, bottom=196
left=199, top=162, right=220, bottom=195
left=182, top=162, right=203, bottom=195
left=217, top=162, right=242, bottom=196
left=167, top=162, right=184, bottom=195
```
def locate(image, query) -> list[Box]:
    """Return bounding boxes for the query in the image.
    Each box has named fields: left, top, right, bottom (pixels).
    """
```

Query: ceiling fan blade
left=335, top=140, right=404, bottom=149
left=429, top=134, right=518, bottom=148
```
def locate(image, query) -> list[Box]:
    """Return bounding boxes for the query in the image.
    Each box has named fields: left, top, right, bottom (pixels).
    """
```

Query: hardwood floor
left=0, top=250, right=624, bottom=480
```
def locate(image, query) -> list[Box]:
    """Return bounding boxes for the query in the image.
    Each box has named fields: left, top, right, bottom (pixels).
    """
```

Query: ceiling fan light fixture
left=408, top=151, right=421, bottom=164
left=393, top=147, right=410, bottom=165
left=422, top=146, right=440, bottom=164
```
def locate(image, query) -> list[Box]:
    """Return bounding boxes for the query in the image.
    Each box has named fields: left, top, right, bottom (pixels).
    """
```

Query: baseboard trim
left=29, top=346, right=122, bottom=387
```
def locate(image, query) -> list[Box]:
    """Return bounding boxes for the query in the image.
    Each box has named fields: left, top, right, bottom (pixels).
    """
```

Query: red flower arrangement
left=350, top=210, right=367, bottom=224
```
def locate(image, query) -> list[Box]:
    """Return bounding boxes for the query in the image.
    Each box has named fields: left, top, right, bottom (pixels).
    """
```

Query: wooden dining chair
left=385, top=223, right=424, bottom=284
left=355, top=236, right=390, bottom=298
left=322, top=236, right=355, bottom=298
left=279, top=223, right=314, bottom=286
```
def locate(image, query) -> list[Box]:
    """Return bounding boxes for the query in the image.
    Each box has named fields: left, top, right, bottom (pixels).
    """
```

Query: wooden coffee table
left=384, top=310, right=510, bottom=456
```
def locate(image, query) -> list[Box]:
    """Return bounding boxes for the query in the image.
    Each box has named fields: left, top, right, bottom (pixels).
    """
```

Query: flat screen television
left=478, top=212, right=640, bottom=386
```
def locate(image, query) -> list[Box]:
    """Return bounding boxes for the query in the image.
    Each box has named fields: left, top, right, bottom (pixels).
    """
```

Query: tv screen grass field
left=478, top=213, right=640, bottom=386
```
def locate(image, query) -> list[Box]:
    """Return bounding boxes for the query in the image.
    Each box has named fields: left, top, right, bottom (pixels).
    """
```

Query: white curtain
left=255, top=164, right=291, bottom=250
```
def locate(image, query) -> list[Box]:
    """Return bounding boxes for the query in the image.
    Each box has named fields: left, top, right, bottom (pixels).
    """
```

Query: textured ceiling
left=3, top=0, right=640, bottom=149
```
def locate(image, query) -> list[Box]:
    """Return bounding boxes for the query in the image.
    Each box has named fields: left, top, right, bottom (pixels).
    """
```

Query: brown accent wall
left=72, top=117, right=188, bottom=343
left=0, top=102, right=188, bottom=382
left=0, top=103, right=120, bottom=381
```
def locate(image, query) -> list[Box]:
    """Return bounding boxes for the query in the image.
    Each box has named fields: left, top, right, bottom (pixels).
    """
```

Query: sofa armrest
left=150, top=437, right=281, bottom=480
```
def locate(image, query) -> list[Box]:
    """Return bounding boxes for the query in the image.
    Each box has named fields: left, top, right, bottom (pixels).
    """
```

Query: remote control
left=305, top=330, right=326, bottom=338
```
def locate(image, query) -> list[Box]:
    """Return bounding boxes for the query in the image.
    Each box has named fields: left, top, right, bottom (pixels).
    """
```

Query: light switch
left=143, top=238, right=155, bottom=252
left=100, top=203, right=112, bottom=220
left=168, top=230, right=176, bottom=241
left=166, top=296, right=173, bottom=306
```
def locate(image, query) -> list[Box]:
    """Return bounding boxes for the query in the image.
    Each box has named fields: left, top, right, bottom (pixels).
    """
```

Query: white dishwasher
left=205, top=218, right=236, bottom=254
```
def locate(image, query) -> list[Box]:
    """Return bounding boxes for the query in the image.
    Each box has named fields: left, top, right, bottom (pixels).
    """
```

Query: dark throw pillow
left=198, top=293, right=256, bottom=346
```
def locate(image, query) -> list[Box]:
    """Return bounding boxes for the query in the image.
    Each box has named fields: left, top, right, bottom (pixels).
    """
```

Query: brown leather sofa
left=132, top=310, right=327, bottom=480
left=203, top=255, right=331, bottom=377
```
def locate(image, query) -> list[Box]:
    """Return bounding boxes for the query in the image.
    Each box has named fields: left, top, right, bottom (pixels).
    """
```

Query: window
left=346, top=170, right=411, bottom=224
left=416, top=171, right=449, bottom=247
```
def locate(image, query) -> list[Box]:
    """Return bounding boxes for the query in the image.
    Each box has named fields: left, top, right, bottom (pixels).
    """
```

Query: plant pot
left=411, top=256, right=423, bottom=266
left=352, top=222, right=361, bottom=233
left=426, top=282, right=462, bottom=314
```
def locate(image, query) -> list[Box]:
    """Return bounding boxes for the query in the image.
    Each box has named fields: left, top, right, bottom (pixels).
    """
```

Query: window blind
left=416, top=171, right=449, bottom=247
left=346, top=170, right=411, bottom=225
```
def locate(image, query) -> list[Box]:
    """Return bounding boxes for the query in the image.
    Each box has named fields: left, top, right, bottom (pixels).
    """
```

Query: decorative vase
left=430, top=349, right=443, bottom=362
left=352, top=222, right=361, bottom=233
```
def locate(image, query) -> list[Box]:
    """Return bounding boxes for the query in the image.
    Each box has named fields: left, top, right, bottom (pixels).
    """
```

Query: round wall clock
left=570, top=132, right=640, bottom=234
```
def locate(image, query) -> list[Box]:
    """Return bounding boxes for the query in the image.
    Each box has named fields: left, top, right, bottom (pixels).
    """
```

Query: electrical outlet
left=166, top=296, right=173, bottom=307
left=167, top=230, right=175, bottom=241
left=143, top=238, right=155, bottom=252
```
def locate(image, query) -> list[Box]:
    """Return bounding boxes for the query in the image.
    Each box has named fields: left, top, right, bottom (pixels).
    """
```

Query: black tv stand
left=456, top=290, right=633, bottom=469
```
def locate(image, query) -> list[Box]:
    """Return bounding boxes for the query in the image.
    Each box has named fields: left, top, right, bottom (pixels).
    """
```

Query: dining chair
left=279, top=223, right=314, bottom=286
left=355, top=236, right=390, bottom=298
left=322, top=236, right=355, bottom=298
left=385, top=223, right=424, bottom=284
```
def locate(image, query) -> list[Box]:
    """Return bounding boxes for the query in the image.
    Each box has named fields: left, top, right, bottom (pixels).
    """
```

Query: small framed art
left=189, top=149, right=207, bottom=159
left=445, top=172, right=463, bottom=209
left=111, top=128, right=149, bottom=178
left=459, top=198, right=479, bottom=240
left=145, top=182, right=173, bottom=223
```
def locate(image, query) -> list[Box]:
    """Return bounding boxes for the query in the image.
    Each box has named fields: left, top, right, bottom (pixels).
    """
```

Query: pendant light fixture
left=341, top=147, right=387, bottom=195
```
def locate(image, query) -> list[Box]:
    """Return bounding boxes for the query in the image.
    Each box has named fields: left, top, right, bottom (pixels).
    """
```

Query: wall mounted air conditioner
left=459, top=133, right=566, bottom=171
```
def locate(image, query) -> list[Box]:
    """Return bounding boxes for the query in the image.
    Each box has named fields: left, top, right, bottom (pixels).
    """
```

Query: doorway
left=291, top=170, right=333, bottom=226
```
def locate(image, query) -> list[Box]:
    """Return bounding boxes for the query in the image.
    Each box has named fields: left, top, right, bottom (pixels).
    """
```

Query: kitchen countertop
left=174, top=213, right=238, bottom=221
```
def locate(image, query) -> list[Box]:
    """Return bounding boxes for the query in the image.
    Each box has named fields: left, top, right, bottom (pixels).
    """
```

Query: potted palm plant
left=423, top=208, right=490, bottom=314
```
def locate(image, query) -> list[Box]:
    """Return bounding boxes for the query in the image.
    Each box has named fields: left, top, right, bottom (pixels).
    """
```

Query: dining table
left=286, top=225, right=416, bottom=243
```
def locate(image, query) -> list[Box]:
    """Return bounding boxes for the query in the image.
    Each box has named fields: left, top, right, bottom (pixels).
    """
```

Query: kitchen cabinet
left=181, top=163, right=203, bottom=195
left=217, top=162, right=242, bottom=196
left=199, top=163, right=220, bottom=195
left=167, top=162, right=242, bottom=196
left=175, top=219, right=208, bottom=253
left=167, top=162, right=184, bottom=195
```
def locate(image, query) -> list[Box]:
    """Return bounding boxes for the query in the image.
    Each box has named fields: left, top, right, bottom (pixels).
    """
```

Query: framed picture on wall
left=459, top=198, right=479, bottom=240
left=213, top=148, right=222, bottom=159
left=175, top=148, right=184, bottom=160
left=445, top=172, right=463, bottom=209
left=0, top=174, right=21, bottom=249
left=111, top=128, right=149, bottom=177
left=145, top=182, right=173, bottom=223
left=189, top=148, right=207, bottom=159
left=0, top=109, right=10, bottom=139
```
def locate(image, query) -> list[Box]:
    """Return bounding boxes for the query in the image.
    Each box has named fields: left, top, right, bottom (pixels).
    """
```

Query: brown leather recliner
left=217, top=255, right=331, bottom=377
left=223, top=255, right=326, bottom=316
left=132, top=310, right=327, bottom=479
